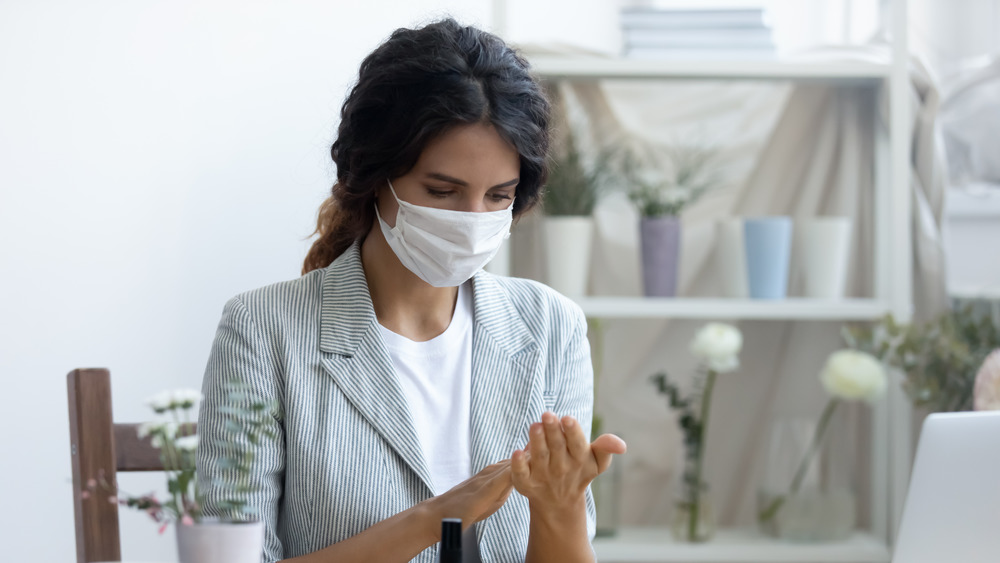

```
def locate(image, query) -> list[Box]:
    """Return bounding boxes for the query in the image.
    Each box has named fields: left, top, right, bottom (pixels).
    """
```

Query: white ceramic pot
left=714, top=218, right=749, bottom=298
left=543, top=216, right=594, bottom=298
left=176, top=521, right=265, bottom=563
left=796, top=217, right=852, bottom=299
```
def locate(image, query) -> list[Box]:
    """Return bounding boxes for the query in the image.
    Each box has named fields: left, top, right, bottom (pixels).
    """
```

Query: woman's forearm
left=525, top=496, right=595, bottom=563
left=280, top=500, right=440, bottom=563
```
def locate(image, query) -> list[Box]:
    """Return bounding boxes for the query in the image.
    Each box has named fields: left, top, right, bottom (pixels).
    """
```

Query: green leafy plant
left=80, top=382, right=278, bottom=531
left=543, top=135, right=612, bottom=216
left=844, top=307, right=1000, bottom=412
left=625, top=143, right=723, bottom=217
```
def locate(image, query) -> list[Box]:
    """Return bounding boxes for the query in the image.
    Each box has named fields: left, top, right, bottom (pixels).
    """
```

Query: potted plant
left=80, top=383, right=276, bottom=563
left=844, top=307, right=1000, bottom=412
left=541, top=134, right=610, bottom=298
left=625, top=143, right=722, bottom=297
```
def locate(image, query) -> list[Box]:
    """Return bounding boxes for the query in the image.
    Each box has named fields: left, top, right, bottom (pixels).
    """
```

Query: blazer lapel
left=469, top=272, right=543, bottom=562
left=317, top=244, right=435, bottom=496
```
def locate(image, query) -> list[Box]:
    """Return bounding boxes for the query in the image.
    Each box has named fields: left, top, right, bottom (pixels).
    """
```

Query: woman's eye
left=490, top=193, right=513, bottom=202
left=426, top=188, right=452, bottom=198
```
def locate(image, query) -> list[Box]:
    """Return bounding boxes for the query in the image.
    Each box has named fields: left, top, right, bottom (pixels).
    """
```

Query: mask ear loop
left=385, top=178, right=403, bottom=204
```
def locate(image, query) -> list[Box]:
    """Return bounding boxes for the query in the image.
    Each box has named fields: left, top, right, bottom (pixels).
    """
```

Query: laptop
left=892, top=411, right=1000, bottom=562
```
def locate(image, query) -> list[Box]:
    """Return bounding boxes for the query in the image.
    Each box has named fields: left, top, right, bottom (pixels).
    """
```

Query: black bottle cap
left=440, top=518, right=462, bottom=563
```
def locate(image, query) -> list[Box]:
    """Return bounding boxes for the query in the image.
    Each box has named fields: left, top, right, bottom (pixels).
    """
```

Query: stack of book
left=621, top=6, right=776, bottom=60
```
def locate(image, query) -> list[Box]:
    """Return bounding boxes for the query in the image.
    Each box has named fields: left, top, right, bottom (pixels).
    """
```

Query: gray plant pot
left=640, top=215, right=681, bottom=297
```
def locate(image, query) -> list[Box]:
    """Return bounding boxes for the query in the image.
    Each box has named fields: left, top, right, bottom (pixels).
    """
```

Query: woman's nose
left=459, top=194, right=489, bottom=213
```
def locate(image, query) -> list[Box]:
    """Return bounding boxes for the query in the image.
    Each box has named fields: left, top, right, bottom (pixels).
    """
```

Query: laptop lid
left=892, top=411, right=1000, bottom=562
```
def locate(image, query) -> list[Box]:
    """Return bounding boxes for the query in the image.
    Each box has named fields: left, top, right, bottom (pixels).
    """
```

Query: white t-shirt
left=379, top=281, right=481, bottom=562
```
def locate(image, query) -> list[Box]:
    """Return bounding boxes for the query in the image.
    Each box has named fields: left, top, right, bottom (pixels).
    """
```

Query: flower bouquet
left=81, top=389, right=203, bottom=532
left=79, top=382, right=277, bottom=563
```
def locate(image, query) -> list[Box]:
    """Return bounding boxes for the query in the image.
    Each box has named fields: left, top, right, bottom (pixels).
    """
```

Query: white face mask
left=375, top=179, right=514, bottom=287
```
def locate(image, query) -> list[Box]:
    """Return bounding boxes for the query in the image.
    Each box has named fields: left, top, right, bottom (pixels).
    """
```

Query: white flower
left=690, top=323, right=743, bottom=373
left=819, top=350, right=888, bottom=402
left=175, top=435, right=199, bottom=452
left=145, top=389, right=202, bottom=413
left=137, top=422, right=158, bottom=439
left=171, top=389, right=203, bottom=410
left=146, top=421, right=179, bottom=448
left=145, top=391, right=174, bottom=413
left=658, top=186, right=689, bottom=205
left=974, top=349, right=1000, bottom=411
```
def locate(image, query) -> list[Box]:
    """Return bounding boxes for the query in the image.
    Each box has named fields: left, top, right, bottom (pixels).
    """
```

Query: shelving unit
left=518, top=1, right=915, bottom=562
left=594, top=528, right=891, bottom=563
left=528, top=56, right=890, bottom=83
left=576, top=298, right=889, bottom=321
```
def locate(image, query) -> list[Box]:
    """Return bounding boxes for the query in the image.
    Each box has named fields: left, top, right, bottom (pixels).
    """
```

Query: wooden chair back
left=67, top=368, right=194, bottom=563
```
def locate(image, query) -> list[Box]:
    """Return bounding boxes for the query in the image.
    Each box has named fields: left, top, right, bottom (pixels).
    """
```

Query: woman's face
left=378, top=122, right=520, bottom=226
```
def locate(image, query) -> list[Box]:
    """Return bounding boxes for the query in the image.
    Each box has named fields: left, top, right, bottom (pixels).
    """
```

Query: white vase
left=176, top=521, right=265, bottom=563
left=543, top=216, right=593, bottom=298
left=796, top=217, right=852, bottom=299
left=714, top=218, right=749, bottom=298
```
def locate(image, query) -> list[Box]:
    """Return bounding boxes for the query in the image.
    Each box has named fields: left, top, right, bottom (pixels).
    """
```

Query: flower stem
left=758, top=398, right=841, bottom=523
left=689, top=369, right=717, bottom=541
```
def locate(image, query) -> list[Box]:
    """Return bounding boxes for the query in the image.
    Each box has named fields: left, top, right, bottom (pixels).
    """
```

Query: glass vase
left=757, top=414, right=857, bottom=542
left=671, top=497, right=715, bottom=543
left=592, top=455, right=622, bottom=537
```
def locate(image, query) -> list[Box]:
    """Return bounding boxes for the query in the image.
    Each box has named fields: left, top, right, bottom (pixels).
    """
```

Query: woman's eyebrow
left=425, top=172, right=519, bottom=189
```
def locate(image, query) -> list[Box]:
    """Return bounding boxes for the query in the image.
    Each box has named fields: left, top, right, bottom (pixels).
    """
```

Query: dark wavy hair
left=302, top=18, right=551, bottom=274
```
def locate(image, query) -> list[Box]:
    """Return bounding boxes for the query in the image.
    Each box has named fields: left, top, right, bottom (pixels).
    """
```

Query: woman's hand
left=424, top=460, right=514, bottom=534
left=510, top=412, right=627, bottom=512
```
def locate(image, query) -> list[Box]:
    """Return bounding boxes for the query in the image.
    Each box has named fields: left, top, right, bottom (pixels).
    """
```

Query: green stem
left=689, top=369, right=717, bottom=541
left=758, top=398, right=840, bottom=523
left=165, top=409, right=186, bottom=520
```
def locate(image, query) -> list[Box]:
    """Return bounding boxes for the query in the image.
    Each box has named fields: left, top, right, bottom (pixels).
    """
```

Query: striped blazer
left=196, top=243, right=596, bottom=563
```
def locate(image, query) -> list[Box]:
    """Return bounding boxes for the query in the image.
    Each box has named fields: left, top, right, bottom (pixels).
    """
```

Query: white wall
left=0, top=1, right=622, bottom=561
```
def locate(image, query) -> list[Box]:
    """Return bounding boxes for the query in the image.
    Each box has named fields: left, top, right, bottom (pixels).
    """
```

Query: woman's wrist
left=528, top=494, right=588, bottom=529
left=414, top=496, right=445, bottom=544
left=526, top=494, right=593, bottom=563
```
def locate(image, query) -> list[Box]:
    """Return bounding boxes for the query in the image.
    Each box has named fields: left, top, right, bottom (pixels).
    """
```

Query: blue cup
left=744, top=217, right=793, bottom=300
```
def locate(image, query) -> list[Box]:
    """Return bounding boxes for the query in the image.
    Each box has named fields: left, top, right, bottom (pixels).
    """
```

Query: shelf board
left=575, top=298, right=889, bottom=320
left=594, top=528, right=891, bottom=563
left=949, top=286, right=1000, bottom=301
left=528, top=55, right=890, bottom=83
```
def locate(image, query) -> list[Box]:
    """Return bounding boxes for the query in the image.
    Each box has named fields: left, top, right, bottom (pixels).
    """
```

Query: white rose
left=175, top=435, right=199, bottom=452
left=974, top=349, right=1000, bottom=411
left=690, top=323, right=743, bottom=373
left=819, top=350, right=888, bottom=402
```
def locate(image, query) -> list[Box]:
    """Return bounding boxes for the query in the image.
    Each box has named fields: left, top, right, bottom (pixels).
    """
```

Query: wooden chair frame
left=67, top=368, right=194, bottom=563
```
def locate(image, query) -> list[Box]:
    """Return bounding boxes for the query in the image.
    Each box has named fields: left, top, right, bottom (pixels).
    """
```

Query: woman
left=196, top=18, right=625, bottom=563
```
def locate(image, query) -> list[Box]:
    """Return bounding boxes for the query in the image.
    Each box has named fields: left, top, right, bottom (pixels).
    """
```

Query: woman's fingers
left=590, top=433, right=628, bottom=475
left=511, top=448, right=531, bottom=484
left=541, top=412, right=567, bottom=470
left=528, top=421, right=550, bottom=472
left=561, top=415, right=590, bottom=463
